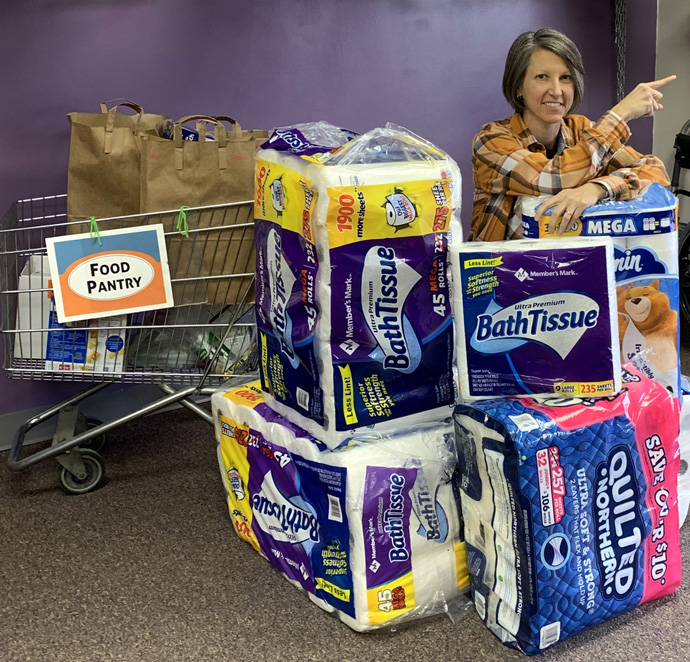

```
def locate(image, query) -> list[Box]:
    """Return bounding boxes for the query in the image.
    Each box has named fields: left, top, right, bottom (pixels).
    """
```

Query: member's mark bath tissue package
left=254, top=122, right=461, bottom=447
left=449, top=238, right=621, bottom=399
left=454, top=365, right=681, bottom=655
left=519, top=184, right=680, bottom=397
left=211, top=381, right=469, bottom=632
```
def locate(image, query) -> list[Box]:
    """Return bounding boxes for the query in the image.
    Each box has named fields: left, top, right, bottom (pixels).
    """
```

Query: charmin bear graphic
left=617, top=280, right=678, bottom=374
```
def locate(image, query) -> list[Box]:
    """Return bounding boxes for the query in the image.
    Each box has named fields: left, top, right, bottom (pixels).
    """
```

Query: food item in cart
left=454, top=364, right=681, bottom=654
left=14, top=255, right=127, bottom=372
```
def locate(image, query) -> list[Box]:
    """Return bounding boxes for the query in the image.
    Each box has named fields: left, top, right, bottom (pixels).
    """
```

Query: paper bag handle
left=172, top=115, right=227, bottom=170
left=211, top=116, right=243, bottom=140
left=99, top=99, right=144, bottom=115
left=194, top=116, right=242, bottom=141
left=100, top=99, right=145, bottom=154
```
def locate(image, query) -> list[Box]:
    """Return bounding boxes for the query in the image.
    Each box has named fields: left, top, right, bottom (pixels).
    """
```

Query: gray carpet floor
left=3, top=341, right=690, bottom=661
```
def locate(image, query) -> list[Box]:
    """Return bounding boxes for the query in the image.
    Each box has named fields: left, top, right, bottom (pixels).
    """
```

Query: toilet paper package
left=449, top=238, right=621, bottom=399
left=519, top=184, right=680, bottom=397
left=211, top=380, right=469, bottom=632
left=454, top=365, right=681, bottom=654
left=254, top=123, right=461, bottom=447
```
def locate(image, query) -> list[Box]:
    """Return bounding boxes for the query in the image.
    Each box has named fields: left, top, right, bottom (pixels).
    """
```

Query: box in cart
left=14, top=255, right=127, bottom=372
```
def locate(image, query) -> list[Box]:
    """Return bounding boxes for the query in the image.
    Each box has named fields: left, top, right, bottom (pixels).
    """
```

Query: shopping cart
left=0, top=195, right=258, bottom=493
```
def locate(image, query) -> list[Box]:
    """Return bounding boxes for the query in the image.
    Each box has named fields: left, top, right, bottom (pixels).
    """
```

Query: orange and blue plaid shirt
left=470, top=111, right=670, bottom=241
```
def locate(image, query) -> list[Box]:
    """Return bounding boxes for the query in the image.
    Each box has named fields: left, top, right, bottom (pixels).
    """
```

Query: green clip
left=89, top=216, right=102, bottom=245
left=177, top=206, right=190, bottom=237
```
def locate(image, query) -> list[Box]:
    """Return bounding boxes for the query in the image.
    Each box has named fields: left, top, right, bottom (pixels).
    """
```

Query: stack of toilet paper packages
left=211, top=381, right=469, bottom=632
left=449, top=237, right=621, bottom=399
left=454, top=364, right=681, bottom=654
left=254, top=122, right=461, bottom=448
left=519, top=183, right=680, bottom=398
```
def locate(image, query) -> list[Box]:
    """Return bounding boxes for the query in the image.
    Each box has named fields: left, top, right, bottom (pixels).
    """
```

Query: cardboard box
left=14, top=256, right=127, bottom=372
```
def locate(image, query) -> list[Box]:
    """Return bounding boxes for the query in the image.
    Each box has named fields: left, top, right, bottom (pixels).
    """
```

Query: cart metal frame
left=0, top=194, right=257, bottom=493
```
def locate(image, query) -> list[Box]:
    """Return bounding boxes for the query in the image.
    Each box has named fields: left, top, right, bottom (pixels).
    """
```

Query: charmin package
left=211, top=381, right=469, bottom=632
left=449, top=238, right=621, bottom=399
left=454, top=365, right=681, bottom=655
left=14, top=255, right=126, bottom=372
left=518, top=184, right=680, bottom=397
left=254, top=122, right=461, bottom=448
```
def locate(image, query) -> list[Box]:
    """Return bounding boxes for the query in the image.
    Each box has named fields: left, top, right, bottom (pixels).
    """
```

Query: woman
left=470, top=28, right=674, bottom=241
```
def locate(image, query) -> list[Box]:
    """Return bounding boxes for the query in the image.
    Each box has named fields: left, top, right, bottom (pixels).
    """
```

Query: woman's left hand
left=534, top=183, right=606, bottom=235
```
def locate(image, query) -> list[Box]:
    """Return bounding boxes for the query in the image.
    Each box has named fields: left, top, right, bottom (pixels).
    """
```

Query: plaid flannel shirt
left=470, top=111, right=670, bottom=241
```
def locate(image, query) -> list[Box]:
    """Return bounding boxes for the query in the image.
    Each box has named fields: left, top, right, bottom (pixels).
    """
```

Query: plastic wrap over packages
left=449, top=237, right=621, bottom=399
left=518, top=184, right=680, bottom=397
left=211, top=381, right=469, bottom=632
left=454, top=365, right=681, bottom=655
left=260, top=121, right=358, bottom=162
left=254, top=122, right=461, bottom=447
left=679, top=375, right=690, bottom=526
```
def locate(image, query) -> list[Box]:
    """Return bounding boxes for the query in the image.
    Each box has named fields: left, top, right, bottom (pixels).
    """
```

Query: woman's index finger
left=648, top=75, right=677, bottom=89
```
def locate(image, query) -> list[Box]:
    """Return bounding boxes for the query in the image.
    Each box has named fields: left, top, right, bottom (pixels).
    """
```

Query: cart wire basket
left=0, top=194, right=258, bottom=493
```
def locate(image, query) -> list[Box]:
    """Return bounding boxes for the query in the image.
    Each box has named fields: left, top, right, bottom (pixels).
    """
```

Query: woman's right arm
left=473, top=76, right=675, bottom=199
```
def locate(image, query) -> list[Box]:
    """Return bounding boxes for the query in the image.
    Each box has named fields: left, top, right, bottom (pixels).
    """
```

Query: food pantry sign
left=46, top=225, right=174, bottom=323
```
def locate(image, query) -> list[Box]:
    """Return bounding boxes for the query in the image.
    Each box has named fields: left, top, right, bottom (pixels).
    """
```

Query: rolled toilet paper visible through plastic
left=211, top=381, right=469, bottom=631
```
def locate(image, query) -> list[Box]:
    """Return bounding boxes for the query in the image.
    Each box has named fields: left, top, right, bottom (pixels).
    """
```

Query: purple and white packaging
left=450, top=238, right=621, bottom=399
left=211, top=381, right=469, bottom=632
left=254, top=123, right=461, bottom=447
left=518, top=184, right=681, bottom=398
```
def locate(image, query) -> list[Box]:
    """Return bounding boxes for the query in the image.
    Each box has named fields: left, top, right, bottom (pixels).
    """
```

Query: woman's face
left=518, top=48, right=575, bottom=131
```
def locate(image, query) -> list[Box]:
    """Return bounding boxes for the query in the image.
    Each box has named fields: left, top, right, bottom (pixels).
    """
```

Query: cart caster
left=57, top=448, right=105, bottom=495
left=78, top=416, right=107, bottom=453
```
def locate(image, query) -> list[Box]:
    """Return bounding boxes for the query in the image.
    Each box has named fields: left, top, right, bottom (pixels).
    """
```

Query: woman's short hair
left=502, top=28, right=585, bottom=115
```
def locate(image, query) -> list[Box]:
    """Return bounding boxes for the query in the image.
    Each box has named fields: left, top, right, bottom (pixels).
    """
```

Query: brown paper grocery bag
left=67, top=100, right=171, bottom=231
left=140, top=116, right=266, bottom=303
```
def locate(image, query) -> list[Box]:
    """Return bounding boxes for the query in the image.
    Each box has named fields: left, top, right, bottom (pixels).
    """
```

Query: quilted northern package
left=453, top=365, right=681, bottom=655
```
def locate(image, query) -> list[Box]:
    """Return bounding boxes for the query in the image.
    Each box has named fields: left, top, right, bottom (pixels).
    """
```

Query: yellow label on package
left=221, top=381, right=263, bottom=409
left=464, top=257, right=503, bottom=269
left=531, top=214, right=584, bottom=238
left=366, top=571, right=416, bottom=626
left=338, top=364, right=358, bottom=425
left=315, top=577, right=351, bottom=602
left=254, top=157, right=317, bottom=243
left=260, top=331, right=270, bottom=391
left=454, top=541, right=470, bottom=590
left=553, top=380, right=616, bottom=396
left=217, top=414, right=261, bottom=553
left=326, top=178, right=453, bottom=248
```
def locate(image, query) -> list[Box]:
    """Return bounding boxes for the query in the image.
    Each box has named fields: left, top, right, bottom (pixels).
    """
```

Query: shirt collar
left=510, top=112, right=574, bottom=153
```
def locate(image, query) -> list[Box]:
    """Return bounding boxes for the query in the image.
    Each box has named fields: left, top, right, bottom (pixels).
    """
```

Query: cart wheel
left=78, top=417, right=106, bottom=453
left=57, top=449, right=105, bottom=495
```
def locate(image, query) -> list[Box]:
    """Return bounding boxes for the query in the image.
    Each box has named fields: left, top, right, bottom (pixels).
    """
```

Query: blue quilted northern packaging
left=454, top=366, right=681, bottom=654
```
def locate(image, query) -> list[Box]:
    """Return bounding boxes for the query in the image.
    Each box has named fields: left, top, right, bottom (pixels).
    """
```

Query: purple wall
left=0, top=0, right=655, bottom=415
left=625, top=0, right=658, bottom=155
